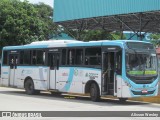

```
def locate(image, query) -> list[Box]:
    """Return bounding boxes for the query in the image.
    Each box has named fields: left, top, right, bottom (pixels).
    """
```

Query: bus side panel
left=33, top=67, right=48, bottom=90
left=82, top=69, right=101, bottom=94
left=117, top=76, right=132, bottom=98
left=16, top=67, right=48, bottom=90
left=57, top=67, right=74, bottom=92
left=57, top=67, right=101, bottom=94
left=116, top=75, right=122, bottom=98
left=14, top=67, right=20, bottom=87
left=122, top=86, right=131, bottom=98
left=121, top=78, right=131, bottom=98
left=15, top=67, right=27, bottom=88
left=69, top=68, right=84, bottom=93
left=1, top=66, right=10, bottom=86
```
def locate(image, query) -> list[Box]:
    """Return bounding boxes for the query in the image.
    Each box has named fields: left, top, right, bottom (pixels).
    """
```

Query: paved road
left=0, top=87, right=159, bottom=120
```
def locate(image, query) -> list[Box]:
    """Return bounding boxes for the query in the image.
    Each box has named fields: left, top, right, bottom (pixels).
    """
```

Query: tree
left=65, top=29, right=126, bottom=41
left=33, top=2, right=58, bottom=39
left=82, top=30, right=113, bottom=41
left=150, top=33, right=160, bottom=46
left=0, top=0, right=56, bottom=47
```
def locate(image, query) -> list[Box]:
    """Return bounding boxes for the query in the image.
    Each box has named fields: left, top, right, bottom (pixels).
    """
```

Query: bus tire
left=24, top=79, right=40, bottom=95
left=90, top=83, right=100, bottom=102
left=119, top=98, right=128, bottom=102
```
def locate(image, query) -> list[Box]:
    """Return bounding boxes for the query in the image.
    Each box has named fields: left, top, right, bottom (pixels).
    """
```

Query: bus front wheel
left=24, top=79, right=40, bottom=95
left=90, top=83, right=100, bottom=102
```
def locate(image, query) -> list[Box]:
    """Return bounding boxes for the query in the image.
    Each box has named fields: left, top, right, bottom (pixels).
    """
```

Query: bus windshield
left=126, top=52, right=157, bottom=77
left=126, top=42, right=158, bottom=79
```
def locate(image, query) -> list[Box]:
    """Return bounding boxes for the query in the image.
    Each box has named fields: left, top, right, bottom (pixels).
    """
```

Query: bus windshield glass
left=126, top=42, right=158, bottom=78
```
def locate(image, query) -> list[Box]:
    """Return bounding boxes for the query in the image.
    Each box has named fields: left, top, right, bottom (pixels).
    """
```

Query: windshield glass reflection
left=126, top=52, right=157, bottom=76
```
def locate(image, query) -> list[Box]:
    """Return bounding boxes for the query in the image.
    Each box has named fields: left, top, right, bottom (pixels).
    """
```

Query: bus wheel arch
left=24, top=77, right=40, bottom=95
left=24, top=76, right=32, bottom=88
left=85, top=80, right=100, bottom=102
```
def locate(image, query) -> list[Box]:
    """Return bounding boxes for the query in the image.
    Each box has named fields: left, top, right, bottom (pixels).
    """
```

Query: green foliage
left=150, top=34, right=160, bottom=40
left=150, top=34, right=160, bottom=46
left=33, top=3, right=57, bottom=39
left=0, top=0, right=56, bottom=47
left=83, top=30, right=113, bottom=41
left=0, top=0, right=126, bottom=47
left=66, top=30, right=126, bottom=41
left=111, top=32, right=126, bottom=40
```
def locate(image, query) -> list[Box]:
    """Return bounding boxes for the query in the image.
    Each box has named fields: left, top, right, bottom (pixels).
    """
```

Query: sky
left=21, top=0, right=54, bottom=7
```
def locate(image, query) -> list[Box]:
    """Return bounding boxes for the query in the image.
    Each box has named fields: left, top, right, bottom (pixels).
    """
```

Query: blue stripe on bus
left=62, top=67, right=74, bottom=91
left=2, top=72, right=9, bottom=75
left=61, top=67, right=101, bottom=92
left=1, top=66, right=9, bottom=68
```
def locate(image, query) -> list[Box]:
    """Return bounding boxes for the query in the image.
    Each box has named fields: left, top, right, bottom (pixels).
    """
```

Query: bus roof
left=3, top=40, right=151, bottom=50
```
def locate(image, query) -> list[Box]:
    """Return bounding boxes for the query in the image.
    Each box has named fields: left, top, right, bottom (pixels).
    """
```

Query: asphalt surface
left=0, top=87, right=159, bottom=120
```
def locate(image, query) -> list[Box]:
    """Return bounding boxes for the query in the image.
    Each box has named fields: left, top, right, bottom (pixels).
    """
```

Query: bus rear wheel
left=90, top=83, right=100, bottom=102
left=24, top=79, right=40, bottom=95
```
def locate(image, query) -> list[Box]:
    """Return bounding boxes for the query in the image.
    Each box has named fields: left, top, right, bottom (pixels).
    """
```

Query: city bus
left=0, top=40, right=159, bottom=102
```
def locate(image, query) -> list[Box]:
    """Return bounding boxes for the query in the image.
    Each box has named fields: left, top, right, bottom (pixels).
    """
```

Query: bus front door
left=102, top=52, right=115, bottom=95
left=48, top=53, right=60, bottom=90
left=102, top=50, right=122, bottom=96
left=9, top=54, right=18, bottom=87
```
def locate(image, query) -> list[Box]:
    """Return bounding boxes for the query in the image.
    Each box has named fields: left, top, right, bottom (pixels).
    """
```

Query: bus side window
left=85, top=57, right=89, bottom=65
left=24, top=50, right=31, bottom=65
left=67, top=49, right=75, bottom=65
left=62, top=49, right=66, bottom=65
left=43, top=52, right=45, bottom=65
left=3, top=51, right=8, bottom=65
left=85, top=47, right=101, bottom=66
left=116, top=51, right=122, bottom=75
left=48, top=54, right=55, bottom=69
left=37, top=50, right=45, bottom=65
left=32, top=50, right=36, bottom=65
left=9, top=56, right=14, bottom=68
left=20, top=51, right=24, bottom=64
left=75, top=49, right=83, bottom=65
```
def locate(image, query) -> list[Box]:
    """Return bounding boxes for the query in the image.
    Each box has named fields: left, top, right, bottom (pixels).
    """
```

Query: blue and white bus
left=0, top=40, right=159, bottom=102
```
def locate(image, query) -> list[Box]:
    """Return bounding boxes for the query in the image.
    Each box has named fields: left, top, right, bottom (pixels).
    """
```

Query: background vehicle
left=0, top=40, right=159, bottom=102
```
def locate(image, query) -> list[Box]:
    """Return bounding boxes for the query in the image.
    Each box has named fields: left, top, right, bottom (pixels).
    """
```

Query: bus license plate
left=142, top=90, right=148, bottom=94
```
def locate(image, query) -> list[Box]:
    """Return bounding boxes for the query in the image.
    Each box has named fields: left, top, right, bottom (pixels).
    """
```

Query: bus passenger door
left=48, top=53, right=60, bottom=90
left=102, top=48, right=122, bottom=96
left=9, top=54, right=18, bottom=87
